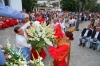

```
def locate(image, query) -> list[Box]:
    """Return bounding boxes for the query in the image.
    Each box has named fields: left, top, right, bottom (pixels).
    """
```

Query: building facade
left=1, top=0, right=22, bottom=11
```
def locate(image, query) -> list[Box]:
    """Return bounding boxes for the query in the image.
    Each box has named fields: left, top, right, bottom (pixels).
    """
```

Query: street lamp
left=95, top=4, right=97, bottom=13
left=75, top=1, right=81, bottom=31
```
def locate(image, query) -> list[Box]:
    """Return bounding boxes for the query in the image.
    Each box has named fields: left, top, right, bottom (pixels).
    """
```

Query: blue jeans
left=79, top=36, right=89, bottom=44
left=17, top=47, right=30, bottom=61
left=0, top=48, right=6, bottom=65
left=90, top=39, right=100, bottom=49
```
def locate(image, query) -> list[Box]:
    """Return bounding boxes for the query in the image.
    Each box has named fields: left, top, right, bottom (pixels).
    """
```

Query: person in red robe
left=0, top=18, right=4, bottom=29
left=12, top=19, right=18, bottom=25
left=9, top=18, right=15, bottom=26
left=48, top=24, right=74, bottom=66
left=2, top=18, right=9, bottom=28
left=5, top=18, right=12, bottom=27
left=0, top=18, right=3, bottom=29
left=36, top=16, right=45, bottom=24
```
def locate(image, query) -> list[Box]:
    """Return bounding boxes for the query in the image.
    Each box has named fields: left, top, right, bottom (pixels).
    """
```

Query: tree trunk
left=81, top=2, right=85, bottom=12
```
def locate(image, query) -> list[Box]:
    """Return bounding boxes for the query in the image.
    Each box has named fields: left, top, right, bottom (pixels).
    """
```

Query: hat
left=68, top=27, right=74, bottom=32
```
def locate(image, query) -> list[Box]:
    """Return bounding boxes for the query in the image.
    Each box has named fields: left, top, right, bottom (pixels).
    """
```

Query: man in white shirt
left=59, top=18, right=65, bottom=32
left=90, top=27, right=100, bottom=50
left=14, top=22, right=31, bottom=61
left=51, top=18, right=59, bottom=27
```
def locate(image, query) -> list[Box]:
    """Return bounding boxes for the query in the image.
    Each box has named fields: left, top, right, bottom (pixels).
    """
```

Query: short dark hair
left=14, top=26, right=21, bottom=33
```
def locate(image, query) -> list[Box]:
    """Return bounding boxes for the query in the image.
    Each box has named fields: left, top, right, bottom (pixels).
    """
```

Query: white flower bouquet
left=26, top=22, right=55, bottom=52
left=28, top=50, right=45, bottom=66
left=1, top=38, right=51, bottom=66
left=2, top=39, right=28, bottom=66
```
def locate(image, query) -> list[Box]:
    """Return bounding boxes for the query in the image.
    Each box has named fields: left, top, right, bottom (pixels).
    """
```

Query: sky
left=97, top=0, right=100, bottom=3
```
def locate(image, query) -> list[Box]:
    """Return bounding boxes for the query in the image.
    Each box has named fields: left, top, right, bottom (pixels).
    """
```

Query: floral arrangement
left=1, top=39, right=28, bottom=66
left=0, top=38, right=51, bottom=66
left=26, top=22, right=55, bottom=52
left=28, top=50, right=44, bottom=66
left=29, top=50, right=51, bottom=66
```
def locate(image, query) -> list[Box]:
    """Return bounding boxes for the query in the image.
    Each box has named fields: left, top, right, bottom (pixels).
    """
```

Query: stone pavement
left=0, top=21, right=100, bottom=66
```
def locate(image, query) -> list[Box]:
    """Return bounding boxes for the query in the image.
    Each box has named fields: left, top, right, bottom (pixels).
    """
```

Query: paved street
left=0, top=21, right=100, bottom=66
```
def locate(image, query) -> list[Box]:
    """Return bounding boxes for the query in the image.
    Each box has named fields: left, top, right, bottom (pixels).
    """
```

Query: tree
left=39, top=2, right=47, bottom=7
left=52, top=2, right=59, bottom=8
left=22, top=0, right=37, bottom=12
left=60, top=0, right=97, bottom=12
left=96, top=4, right=100, bottom=13
left=60, top=0, right=78, bottom=12
left=84, top=1, right=96, bottom=12
left=76, top=0, right=97, bottom=11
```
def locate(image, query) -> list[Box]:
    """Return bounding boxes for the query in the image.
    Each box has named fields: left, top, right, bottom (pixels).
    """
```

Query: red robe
left=31, top=48, right=46, bottom=60
left=9, top=19, right=14, bottom=26
left=49, top=45, right=70, bottom=66
left=0, top=23, right=4, bottom=29
left=12, top=19, right=18, bottom=25
left=2, top=21, right=9, bottom=28
left=5, top=19, right=13, bottom=27
left=0, top=18, right=8, bottom=28
left=36, top=17, right=45, bottom=24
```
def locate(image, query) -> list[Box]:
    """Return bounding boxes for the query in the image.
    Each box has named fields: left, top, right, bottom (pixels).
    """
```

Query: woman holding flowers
left=48, top=24, right=74, bottom=66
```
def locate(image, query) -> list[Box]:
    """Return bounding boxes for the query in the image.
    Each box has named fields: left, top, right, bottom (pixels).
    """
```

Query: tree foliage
left=60, top=0, right=79, bottom=12
left=22, top=0, right=37, bottom=12
left=84, top=0, right=97, bottom=12
left=96, top=3, right=100, bottom=13
left=51, top=2, right=59, bottom=8
left=60, top=0, right=98, bottom=12
left=39, top=2, right=47, bottom=7
left=80, top=0, right=97, bottom=11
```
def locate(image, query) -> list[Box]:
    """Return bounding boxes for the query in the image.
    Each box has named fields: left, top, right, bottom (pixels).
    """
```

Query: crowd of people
left=79, top=12, right=100, bottom=50
left=0, top=17, right=18, bottom=29
left=1, top=10, right=100, bottom=31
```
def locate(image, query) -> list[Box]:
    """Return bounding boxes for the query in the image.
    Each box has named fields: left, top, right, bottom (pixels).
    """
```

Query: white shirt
left=69, top=19, right=74, bottom=24
left=51, top=22, right=59, bottom=27
left=60, top=22, right=65, bottom=29
left=84, top=30, right=89, bottom=36
left=72, top=19, right=76, bottom=22
left=16, top=21, right=41, bottom=48
left=16, top=32, right=31, bottom=48
left=60, top=22, right=65, bottom=33
left=89, top=14, right=91, bottom=17
left=94, top=31, right=99, bottom=38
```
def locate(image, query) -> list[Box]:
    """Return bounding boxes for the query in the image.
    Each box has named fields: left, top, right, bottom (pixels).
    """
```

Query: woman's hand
left=23, top=13, right=29, bottom=19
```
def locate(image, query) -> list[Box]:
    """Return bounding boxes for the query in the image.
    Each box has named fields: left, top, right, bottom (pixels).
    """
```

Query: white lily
left=8, top=55, right=12, bottom=59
